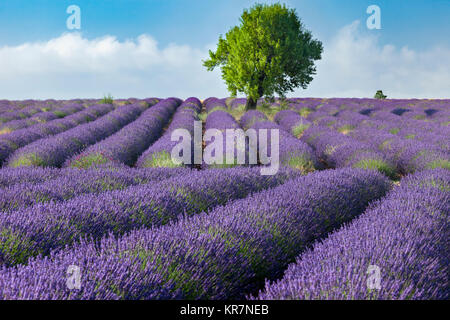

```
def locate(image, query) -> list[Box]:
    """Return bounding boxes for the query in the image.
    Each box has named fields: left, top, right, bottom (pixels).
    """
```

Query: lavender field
left=0, top=97, right=448, bottom=300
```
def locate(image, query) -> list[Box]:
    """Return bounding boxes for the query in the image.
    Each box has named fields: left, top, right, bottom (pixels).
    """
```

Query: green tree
left=204, top=3, right=323, bottom=109
left=374, top=90, right=387, bottom=99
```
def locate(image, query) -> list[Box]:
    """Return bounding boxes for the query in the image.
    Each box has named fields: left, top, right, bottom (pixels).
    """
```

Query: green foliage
left=389, top=128, right=400, bottom=134
left=292, top=122, right=310, bottom=137
left=9, top=153, right=45, bottom=168
left=426, top=159, right=450, bottom=170
left=374, top=90, right=387, bottom=99
left=101, top=93, right=114, bottom=105
left=353, top=159, right=397, bottom=179
left=278, top=99, right=290, bottom=110
left=204, top=3, right=323, bottom=109
left=52, top=110, right=68, bottom=118
left=69, top=153, right=110, bottom=169
left=298, top=107, right=313, bottom=118
left=286, top=155, right=315, bottom=173
left=337, top=125, right=355, bottom=134
left=143, top=151, right=182, bottom=168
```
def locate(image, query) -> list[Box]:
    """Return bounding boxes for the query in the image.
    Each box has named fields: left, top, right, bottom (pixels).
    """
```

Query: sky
left=0, top=0, right=449, bottom=99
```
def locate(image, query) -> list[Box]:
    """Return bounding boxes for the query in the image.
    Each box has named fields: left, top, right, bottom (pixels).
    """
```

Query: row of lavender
left=136, top=97, right=202, bottom=168
left=1, top=97, right=447, bottom=173
left=202, top=100, right=319, bottom=173
left=0, top=167, right=295, bottom=267
left=201, top=97, right=447, bottom=175
left=0, top=100, right=82, bottom=124
left=0, top=104, right=85, bottom=134
left=213, top=97, right=449, bottom=123
left=0, top=97, right=447, bottom=300
left=1, top=98, right=203, bottom=170
left=255, top=168, right=449, bottom=300
left=0, top=104, right=115, bottom=165
left=6, top=103, right=150, bottom=168
left=66, top=98, right=181, bottom=168
left=203, top=98, right=243, bottom=168
left=0, top=168, right=390, bottom=299
left=303, top=103, right=448, bottom=174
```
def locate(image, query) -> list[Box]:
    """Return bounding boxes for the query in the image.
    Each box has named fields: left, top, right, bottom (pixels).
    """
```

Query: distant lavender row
left=7, top=103, right=148, bottom=168
left=0, top=104, right=114, bottom=165
left=274, top=110, right=311, bottom=137
left=0, top=104, right=85, bottom=133
left=348, top=126, right=449, bottom=173
left=240, top=110, right=268, bottom=129
left=136, top=97, right=202, bottom=168
left=65, top=98, right=181, bottom=168
left=0, top=167, right=189, bottom=213
left=255, top=169, right=449, bottom=300
left=0, top=104, right=51, bottom=124
left=303, top=106, right=449, bottom=173
left=250, top=120, right=318, bottom=173
left=203, top=110, right=243, bottom=168
left=204, top=97, right=228, bottom=113
left=0, top=167, right=294, bottom=267
left=0, top=167, right=63, bottom=188
left=301, top=125, right=398, bottom=178
left=0, top=168, right=390, bottom=299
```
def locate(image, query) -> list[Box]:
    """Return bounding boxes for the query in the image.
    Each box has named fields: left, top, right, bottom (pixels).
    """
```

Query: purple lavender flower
left=0, top=168, right=389, bottom=299
left=7, top=103, right=148, bottom=168
left=65, top=98, right=178, bottom=168
left=254, top=169, right=449, bottom=300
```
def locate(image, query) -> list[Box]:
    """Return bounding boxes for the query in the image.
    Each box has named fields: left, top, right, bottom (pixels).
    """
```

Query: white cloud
left=0, top=33, right=226, bottom=99
left=0, top=23, right=449, bottom=100
left=298, top=21, right=450, bottom=98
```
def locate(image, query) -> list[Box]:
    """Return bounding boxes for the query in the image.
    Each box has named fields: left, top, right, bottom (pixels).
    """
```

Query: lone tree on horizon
left=204, top=3, right=323, bottom=109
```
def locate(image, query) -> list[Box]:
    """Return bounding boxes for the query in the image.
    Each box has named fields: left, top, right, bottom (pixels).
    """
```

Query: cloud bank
left=0, top=33, right=226, bottom=99
left=0, top=21, right=449, bottom=99
left=299, top=21, right=450, bottom=98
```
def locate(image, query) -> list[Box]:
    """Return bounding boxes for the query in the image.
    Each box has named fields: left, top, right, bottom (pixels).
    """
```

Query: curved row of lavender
left=274, top=110, right=311, bottom=137
left=0, top=168, right=390, bottom=299
left=300, top=125, right=398, bottom=178
left=0, top=167, right=64, bottom=188
left=0, top=103, right=54, bottom=124
left=204, top=97, right=228, bottom=113
left=248, top=117, right=319, bottom=173
left=0, top=104, right=85, bottom=134
left=297, top=100, right=449, bottom=174
left=255, top=169, right=449, bottom=300
left=346, top=121, right=448, bottom=173
left=355, top=131, right=447, bottom=173
left=6, top=103, right=149, bottom=168
left=136, top=97, right=202, bottom=168
left=365, top=121, right=445, bottom=172
left=0, top=104, right=115, bottom=165
left=203, top=109, right=244, bottom=168
left=229, top=98, right=247, bottom=110
left=0, top=167, right=295, bottom=267
left=240, top=110, right=268, bottom=129
left=0, top=99, right=104, bottom=115
left=0, top=167, right=189, bottom=213
left=65, top=98, right=183, bottom=168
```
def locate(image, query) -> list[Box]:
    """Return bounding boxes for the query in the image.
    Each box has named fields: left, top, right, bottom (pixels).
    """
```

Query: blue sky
left=1, top=0, right=449, bottom=49
left=0, top=0, right=449, bottom=99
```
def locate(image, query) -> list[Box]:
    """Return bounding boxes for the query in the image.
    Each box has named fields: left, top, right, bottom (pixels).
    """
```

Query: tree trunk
left=246, top=97, right=257, bottom=110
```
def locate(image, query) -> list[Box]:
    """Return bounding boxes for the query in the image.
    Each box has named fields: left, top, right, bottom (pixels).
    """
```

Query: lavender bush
left=7, top=103, right=147, bottom=168
left=65, top=98, right=176, bottom=168
left=0, top=167, right=295, bottom=266
left=255, top=169, right=449, bottom=300
left=136, top=98, right=201, bottom=168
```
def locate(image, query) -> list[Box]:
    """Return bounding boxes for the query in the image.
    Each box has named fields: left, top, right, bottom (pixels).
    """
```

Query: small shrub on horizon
left=100, top=94, right=114, bottom=105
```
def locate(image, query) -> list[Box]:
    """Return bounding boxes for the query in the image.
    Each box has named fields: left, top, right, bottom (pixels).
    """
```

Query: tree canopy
left=374, top=90, right=387, bottom=99
left=204, top=3, right=323, bottom=109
